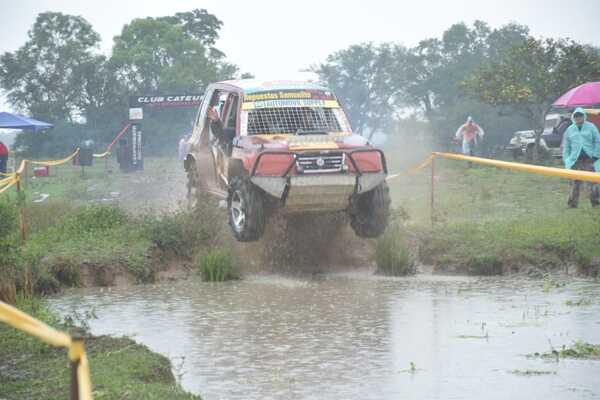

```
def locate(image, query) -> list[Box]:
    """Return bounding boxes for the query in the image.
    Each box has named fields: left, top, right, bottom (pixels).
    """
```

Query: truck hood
left=235, top=132, right=371, bottom=151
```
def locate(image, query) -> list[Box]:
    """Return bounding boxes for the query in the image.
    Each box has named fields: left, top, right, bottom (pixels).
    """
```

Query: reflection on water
left=50, top=273, right=600, bottom=400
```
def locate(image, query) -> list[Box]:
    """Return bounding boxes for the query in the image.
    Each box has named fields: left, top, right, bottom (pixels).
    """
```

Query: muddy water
left=50, top=273, right=600, bottom=400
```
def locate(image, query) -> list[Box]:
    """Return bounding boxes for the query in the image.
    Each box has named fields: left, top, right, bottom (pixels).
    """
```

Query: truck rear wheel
left=186, top=161, right=200, bottom=209
left=350, top=182, right=390, bottom=238
left=228, top=177, right=265, bottom=242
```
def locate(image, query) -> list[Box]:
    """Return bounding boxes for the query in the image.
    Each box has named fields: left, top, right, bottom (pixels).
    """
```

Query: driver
left=207, top=107, right=235, bottom=145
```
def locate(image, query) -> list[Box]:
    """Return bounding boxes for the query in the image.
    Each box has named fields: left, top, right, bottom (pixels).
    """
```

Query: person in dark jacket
left=0, top=141, right=8, bottom=174
left=207, top=107, right=235, bottom=146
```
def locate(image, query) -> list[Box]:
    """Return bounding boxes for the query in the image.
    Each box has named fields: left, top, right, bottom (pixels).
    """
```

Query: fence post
left=16, top=177, right=27, bottom=241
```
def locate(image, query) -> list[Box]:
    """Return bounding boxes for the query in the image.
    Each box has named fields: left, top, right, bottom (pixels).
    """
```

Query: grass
left=0, top=199, right=225, bottom=299
left=387, top=157, right=600, bottom=274
left=3, top=156, right=184, bottom=210
left=565, top=298, right=593, bottom=306
left=375, top=224, right=415, bottom=276
left=531, top=340, right=600, bottom=360
left=197, top=249, right=236, bottom=282
left=0, top=296, right=199, bottom=400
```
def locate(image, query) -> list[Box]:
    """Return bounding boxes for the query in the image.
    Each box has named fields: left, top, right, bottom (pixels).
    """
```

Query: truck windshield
left=246, top=107, right=342, bottom=135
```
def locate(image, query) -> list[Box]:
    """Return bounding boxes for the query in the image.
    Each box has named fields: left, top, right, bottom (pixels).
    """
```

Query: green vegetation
left=388, top=159, right=600, bottom=275
left=532, top=341, right=600, bottom=360
left=0, top=196, right=225, bottom=300
left=565, top=298, right=593, bottom=306
left=197, top=249, right=235, bottom=282
left=375, top=225, right=415, bottom=276
left=0, top=297, right=199, bottom=400
left=467, top=255, right=503, bottom=276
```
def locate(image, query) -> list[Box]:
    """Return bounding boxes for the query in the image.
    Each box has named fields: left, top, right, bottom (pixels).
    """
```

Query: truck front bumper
left=248, top=148, right=388, bottom=213
left=251, top=172, right=386, bottom=212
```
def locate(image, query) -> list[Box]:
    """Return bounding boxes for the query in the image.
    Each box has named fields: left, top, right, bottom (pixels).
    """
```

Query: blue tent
left=0, top=112, right=53, bottom=132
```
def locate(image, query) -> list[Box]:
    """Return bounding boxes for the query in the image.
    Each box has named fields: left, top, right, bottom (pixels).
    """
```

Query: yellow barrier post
left=69, top=332, right=84, bottom=400
left=16, top=175, right=27, bottom=241
left=0, top=301, right=93, bottom=400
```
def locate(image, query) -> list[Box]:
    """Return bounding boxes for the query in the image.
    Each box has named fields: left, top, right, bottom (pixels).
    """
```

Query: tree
left=464, top=37, right=600, bottom=159
left=111, top=9, right=237, bottom=94
left=0, top=12, right=102, bottom=122
left=314, top=43, right=407, bottom=139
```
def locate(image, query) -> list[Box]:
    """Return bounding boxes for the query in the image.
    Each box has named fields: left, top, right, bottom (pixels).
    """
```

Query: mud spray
left=233, top=211, right=376, bottom=275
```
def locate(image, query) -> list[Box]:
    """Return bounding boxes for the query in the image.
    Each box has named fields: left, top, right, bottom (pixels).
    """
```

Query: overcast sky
left=1, top=0, right=599, bottom=111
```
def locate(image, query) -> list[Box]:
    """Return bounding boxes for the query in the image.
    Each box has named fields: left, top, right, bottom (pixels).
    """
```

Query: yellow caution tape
left=29, top=148, right=80, bottom=166
left=0, top=301, right=93, bottom=399
left=386, top=155, right=435, bottom=181
left=0, top=176, right=18, bottom=195
left=0, top=301, right=71, bottom=347
left=387, top=152, right=600, bottom=184
left=93, top=151, right=110, bottom=158
left=1, top=149, right=85, bottom=197
left=0, top=174, right=15, bottom=186
left=433, top=152, right=600, bottom=183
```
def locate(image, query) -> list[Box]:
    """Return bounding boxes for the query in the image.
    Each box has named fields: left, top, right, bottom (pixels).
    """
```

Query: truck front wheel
left=350, top=182, right=391, bottom=238
left=228, top=177, right=266, bottom=242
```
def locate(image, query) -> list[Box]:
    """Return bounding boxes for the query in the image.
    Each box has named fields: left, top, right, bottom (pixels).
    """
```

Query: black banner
left=129, top=94, right=203, bottom=108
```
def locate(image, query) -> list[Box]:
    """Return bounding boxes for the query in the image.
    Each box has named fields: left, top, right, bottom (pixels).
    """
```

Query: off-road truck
left=184, top=80, right=390, bottom=242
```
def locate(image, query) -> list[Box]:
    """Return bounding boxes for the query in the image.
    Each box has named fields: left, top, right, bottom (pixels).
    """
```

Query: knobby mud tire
left=186, top=162, right=200, bottom=210
left=228, top=177, right=266, bottom=242
left=349, top=182, right=391, bottom=238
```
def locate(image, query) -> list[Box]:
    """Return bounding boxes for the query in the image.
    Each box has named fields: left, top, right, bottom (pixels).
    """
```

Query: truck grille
left=296, top=153, right=345, bottom=174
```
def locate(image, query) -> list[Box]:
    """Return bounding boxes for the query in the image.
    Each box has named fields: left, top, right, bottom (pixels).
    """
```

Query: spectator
left=0, top=141, right=8, bottom=174
left=562, top=107, right=600, bottom=208
left=455, top=116, right=485, bottom=158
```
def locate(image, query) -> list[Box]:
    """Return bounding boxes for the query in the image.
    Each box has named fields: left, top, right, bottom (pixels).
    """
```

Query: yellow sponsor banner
left=242, top=99, right=340, bottom=110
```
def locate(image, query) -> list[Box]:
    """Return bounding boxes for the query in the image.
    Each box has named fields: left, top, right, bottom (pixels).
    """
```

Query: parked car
left=507, top=112, right=571, bottom=160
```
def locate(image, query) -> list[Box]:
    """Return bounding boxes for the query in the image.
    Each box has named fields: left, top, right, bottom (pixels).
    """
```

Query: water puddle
left=49, top=273, right=600, bottom=399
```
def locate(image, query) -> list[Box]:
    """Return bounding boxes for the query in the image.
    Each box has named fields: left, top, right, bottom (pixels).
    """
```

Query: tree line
left=314, top=21, right=600, bottom=155
left=2, top=13, right=600, bottom=158
left=0, top=9, right=244, bottom=156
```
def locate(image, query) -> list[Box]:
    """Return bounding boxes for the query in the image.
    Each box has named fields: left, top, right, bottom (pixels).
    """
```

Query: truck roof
left=216, top=79, right=330, bottom=94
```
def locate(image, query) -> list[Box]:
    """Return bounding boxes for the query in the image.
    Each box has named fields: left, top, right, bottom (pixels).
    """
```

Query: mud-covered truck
left=184, top=80, right=390, bottom=242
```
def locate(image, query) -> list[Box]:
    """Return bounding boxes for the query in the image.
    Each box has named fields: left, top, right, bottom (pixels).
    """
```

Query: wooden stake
left=16, top=178, right=27, bottom=241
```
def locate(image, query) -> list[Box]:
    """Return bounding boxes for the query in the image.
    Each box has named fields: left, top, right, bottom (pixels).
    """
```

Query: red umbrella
left=553, top=81, right=600, bottom=107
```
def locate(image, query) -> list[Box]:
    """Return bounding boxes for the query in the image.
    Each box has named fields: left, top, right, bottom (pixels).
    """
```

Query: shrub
left=197, top=249, right=235, bottom=282
left=0, top=200, right=17, bottom=239
left=376, top=226, right=415, bottom=276
left=142, top=205, right=224, bottom=259
left=467, top=255, right=503, bottom=275
left=67, top=205, right=127, bottom=232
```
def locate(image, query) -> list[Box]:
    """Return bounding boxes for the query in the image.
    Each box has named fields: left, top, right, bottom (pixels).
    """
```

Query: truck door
left=210, top=91, right=239, bottom=187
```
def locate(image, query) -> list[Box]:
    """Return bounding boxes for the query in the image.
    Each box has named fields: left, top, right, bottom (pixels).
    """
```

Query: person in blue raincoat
left=562, top=107, right=600, bottom=208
